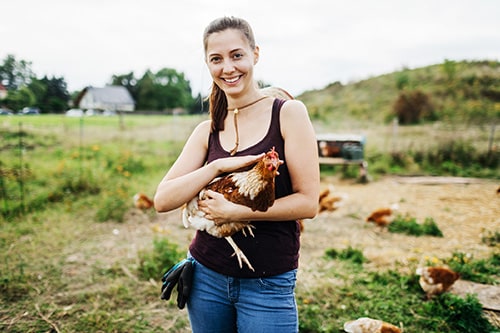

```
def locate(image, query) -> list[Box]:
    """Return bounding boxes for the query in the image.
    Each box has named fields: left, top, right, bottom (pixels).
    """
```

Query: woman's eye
left=233, top=53, right=243, bottom=60
left=210, top=56, right=221, bottom=63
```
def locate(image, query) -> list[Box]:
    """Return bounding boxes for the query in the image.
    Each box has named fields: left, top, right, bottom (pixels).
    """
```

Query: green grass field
left=1, top=114, right=499, bottom=332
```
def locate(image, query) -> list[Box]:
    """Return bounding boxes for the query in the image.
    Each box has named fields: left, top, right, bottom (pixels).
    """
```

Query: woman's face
left=205, top=28, right=259, bottom=97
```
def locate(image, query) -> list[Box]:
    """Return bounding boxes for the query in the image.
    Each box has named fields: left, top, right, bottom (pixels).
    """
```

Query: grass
left=298, top=249, right=499, bottom=332
left=1, top=113, right=499, bottom=332
left=388, top=215, right=444, bottom=237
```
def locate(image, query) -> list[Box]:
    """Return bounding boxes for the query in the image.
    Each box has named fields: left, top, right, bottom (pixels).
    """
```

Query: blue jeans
left=187, top=257, right=298, bottom=333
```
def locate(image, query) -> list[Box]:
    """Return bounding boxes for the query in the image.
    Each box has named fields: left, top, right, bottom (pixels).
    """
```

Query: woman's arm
left=154, top=120, right=266, bottom=212
left=154, top=120, right=212, bottom=212
left=199, top=100, right=320, bottom=223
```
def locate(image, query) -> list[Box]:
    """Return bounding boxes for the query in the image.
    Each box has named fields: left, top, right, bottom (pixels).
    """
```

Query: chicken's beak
left=267, top=158, right=283, bottom=175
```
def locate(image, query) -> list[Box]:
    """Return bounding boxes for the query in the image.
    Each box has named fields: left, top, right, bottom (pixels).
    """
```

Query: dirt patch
left=301, top=176, right=499, bottom=272
left=123, top=176, right=499, bottom=277
left=87, top=176, right=499, bottom=328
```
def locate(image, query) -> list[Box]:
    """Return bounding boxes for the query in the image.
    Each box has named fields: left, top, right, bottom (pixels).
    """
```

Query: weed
left=389, top=214, right=443, bottom=237
left=0, top=257, right=31, bottom=302
left=445, top=252, right=500, bottom=284
left=418, top=293, right=497, bottom=333
left=325, top=246, right=366, bottom=265
left=137, top=238, right=186, bottom=281
left=482, top=229, right=500, bottom=247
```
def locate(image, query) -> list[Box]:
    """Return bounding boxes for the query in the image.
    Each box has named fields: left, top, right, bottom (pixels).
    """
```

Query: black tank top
left=189, top=98, right=301, bottom=278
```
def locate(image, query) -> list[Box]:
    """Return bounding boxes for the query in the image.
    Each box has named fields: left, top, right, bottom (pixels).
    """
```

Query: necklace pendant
left=234, top=109, right=239, bottom=115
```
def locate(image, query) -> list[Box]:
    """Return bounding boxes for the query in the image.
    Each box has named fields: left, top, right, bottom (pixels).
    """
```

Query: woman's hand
left=197, top=190, right=240, bottom=225
left=213, top=153, right=265, bottom=174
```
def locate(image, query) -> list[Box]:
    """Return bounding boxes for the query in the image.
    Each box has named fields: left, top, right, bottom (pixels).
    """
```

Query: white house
left=76, top=86, right=135, bottom=112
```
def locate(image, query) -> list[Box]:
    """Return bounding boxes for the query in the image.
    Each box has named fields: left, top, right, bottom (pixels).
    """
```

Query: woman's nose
left=222, top=60, right=235, bottom=73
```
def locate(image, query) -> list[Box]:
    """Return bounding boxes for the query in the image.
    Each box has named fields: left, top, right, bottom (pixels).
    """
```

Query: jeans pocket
left=257, top=269, right=297, bottom=294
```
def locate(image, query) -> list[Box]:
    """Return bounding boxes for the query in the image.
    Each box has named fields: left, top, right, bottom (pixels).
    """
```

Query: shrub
left=419, top=293, right=497, bottom=333
left=389, top=214, right=443, bottom=237
left=137, top=238, right=186, bottom=281
left=393, top=90, right=435, bottom=124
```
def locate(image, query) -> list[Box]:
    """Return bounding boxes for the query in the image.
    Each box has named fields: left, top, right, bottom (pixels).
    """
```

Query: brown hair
left=203, top=17, right=256, bottom=132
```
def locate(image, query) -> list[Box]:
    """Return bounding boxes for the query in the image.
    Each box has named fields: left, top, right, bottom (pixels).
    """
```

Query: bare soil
left=83, top=176, right=499, bottom=330
left=143, top=176, right=499, bottom=274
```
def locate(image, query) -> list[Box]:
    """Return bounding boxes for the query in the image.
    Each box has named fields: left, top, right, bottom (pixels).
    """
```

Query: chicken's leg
left=224, top=236, right=255, bottom=272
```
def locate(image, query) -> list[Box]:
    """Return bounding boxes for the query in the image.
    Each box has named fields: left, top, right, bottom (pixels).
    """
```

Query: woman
left=154, top=16, right=319, bottom=333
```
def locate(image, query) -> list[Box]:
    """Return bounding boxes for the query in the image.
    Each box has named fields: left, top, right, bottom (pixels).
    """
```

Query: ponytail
left=209, top=82, right=228, bottom=133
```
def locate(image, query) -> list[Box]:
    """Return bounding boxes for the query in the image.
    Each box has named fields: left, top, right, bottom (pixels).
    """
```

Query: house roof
left=76, top=86, right=135, bottom=111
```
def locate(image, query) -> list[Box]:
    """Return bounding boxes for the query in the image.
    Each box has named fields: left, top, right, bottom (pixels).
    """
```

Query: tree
left=29, top=76, right=70, bottom=113
left=393, top=90, right=435, bottom=124
left=135, top=70, right=158, bottom=110
left=3, top=86, right=36, bottom=111
left=0, top=54, right=34, bottom=90
left=114, top=67, right=195, bottom=111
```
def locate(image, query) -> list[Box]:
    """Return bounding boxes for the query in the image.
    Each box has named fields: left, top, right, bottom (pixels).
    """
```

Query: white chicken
left=343, top=317, right=401, bottom=333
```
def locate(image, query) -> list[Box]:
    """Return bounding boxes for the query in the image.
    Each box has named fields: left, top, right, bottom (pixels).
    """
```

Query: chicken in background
left=318, top=185, right=347, bottom=213
left=343, top=317, right=402, bottom=333
left=416, top=266, right=460, bottom=299
left=133, top=192, right=154, bottom=210
left=182, top=147, right=283, bottom=272
left=365, top=203, right=399, bottom=229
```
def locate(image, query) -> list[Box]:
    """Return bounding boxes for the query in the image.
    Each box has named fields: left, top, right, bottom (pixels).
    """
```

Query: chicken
left=366, top=204, right=399, bottom=228
left=182, top=147, right=283, bottom=271
left=343, top=317, right=401, bottom=333
left=318, top=186, right=346, bottom=213
left=133, top=192, right=154, bottom=210
left=416, top=266, right=460, bottom=299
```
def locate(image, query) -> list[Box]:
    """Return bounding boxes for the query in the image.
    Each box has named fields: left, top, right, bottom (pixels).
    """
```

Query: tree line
left=0, top=54, right=200, bottom=114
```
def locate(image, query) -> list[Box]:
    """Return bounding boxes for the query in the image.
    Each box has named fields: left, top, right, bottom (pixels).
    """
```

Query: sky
left=2, top=0, right=500, bottom=97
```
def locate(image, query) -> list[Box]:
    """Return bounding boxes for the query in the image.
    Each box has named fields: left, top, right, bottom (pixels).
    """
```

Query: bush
left=419, top=293, right=497, bottom=333
left=393, top=90, right=435, bottom=124
left=389, top=215, right=443, bottom=237
left=137, top=238, right=186, bottom=281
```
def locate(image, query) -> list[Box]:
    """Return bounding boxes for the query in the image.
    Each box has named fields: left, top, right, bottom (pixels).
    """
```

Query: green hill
left=298, top=59, right=500, bottom=125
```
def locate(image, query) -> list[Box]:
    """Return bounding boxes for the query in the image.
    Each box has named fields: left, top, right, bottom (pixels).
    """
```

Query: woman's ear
left=253, top=46, right=260, bottom=64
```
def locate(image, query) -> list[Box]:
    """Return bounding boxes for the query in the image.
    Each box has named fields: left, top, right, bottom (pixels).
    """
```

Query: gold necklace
left=227, top=96, right=268, bottom=155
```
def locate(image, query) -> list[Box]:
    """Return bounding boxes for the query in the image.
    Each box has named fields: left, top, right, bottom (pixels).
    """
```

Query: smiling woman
left=154, top=16, right=320, bottom=333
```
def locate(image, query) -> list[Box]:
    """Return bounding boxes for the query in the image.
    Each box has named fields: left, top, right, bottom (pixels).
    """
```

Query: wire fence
left=1, top=116, right=498, bottom=219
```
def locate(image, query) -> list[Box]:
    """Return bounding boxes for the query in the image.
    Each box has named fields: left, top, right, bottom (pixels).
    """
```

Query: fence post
left=487, top=123, right=496, bottom=162
left=18, top=122, right=25, bottom=213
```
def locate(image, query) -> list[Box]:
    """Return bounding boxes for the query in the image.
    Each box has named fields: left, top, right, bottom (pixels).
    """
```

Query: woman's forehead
left=206, top=29, right=250, bottom=54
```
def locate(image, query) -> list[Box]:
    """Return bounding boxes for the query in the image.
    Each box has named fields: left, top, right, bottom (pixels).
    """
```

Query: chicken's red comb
left=266, top=147, right=279, bottom=159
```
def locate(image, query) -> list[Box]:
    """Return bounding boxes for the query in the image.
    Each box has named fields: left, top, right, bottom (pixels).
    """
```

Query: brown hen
left=182, top=147, right=282, bottom=271
left=133, top=192, right=154, bottom=210
left=416, top=266, right=460, bottom=299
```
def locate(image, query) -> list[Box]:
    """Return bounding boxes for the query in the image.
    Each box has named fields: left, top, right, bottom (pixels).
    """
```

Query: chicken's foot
left=224, top=236, right=255, bottom=271
left=241, top=224, right=255, bottom=238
